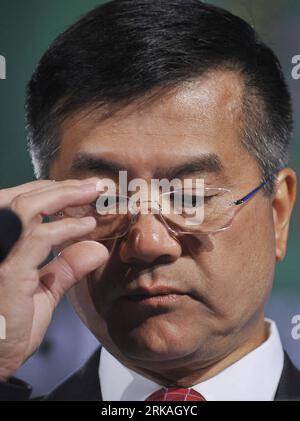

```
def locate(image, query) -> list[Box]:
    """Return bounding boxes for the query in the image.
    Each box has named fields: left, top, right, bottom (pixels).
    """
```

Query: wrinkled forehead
left=52, top=70, right=255, bottom=182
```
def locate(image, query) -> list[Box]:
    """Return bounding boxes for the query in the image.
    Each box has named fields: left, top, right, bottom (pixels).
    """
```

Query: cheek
left=196, top=203, right=276, bottom=321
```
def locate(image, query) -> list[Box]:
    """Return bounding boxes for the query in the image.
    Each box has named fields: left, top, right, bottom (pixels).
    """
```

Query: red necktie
left=145, top=387, right=206, bottom=401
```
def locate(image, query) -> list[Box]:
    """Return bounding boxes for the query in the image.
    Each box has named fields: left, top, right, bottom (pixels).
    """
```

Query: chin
left=106, top=314, right=203, bottom=362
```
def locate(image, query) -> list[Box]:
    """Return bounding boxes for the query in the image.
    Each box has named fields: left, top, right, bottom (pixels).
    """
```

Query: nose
left=119, top=213, right=182, bottom=265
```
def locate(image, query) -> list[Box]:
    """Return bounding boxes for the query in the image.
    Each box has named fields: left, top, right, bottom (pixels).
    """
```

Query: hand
left=0, top=178, right=109, bottom=380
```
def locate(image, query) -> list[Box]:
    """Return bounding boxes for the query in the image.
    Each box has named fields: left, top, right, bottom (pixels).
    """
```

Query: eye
left=184, top=193, right=208, bottom=208
left=204, top=195, right=217, bottom=203
left=170, top=192, right=204, bottom=208
left=169, top=191, right=218, bottom=209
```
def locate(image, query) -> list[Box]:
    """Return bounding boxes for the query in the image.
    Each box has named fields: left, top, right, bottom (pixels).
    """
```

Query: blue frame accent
left=233, top=179, right=269, bottom=206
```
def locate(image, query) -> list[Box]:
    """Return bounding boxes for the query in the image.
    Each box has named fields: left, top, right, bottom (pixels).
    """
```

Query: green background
left=0, top=0, right=299, bottom=290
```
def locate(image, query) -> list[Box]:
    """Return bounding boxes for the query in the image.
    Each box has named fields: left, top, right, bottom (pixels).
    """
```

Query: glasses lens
left=54, top=194, right=132, bottom=240
left=160, top=188, right=235, bottom=233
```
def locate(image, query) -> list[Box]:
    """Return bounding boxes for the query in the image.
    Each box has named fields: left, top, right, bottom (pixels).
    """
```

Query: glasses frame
left=51, top=178, right=270, bottom=241
left=94, top=178, right=270, bottom=240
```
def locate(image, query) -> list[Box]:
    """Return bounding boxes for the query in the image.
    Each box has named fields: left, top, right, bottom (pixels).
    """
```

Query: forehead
left=53, top=70, right=254, bottom=180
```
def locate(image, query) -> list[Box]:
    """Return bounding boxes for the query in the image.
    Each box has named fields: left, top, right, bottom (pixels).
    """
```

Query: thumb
left=39, top=241, right=109, bottom=306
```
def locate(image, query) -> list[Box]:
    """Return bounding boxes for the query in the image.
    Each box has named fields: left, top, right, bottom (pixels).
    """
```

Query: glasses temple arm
left=233, top=179, right=269, bottom=206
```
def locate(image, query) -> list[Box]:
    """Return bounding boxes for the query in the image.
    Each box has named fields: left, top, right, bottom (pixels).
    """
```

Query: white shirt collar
left=99, top=319, right=284, bottom=401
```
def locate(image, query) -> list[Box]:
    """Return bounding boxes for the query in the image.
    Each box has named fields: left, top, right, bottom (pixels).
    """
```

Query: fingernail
left=96, top=180, right=104, bottom=191
left=80, top=216, right=96, bottom=226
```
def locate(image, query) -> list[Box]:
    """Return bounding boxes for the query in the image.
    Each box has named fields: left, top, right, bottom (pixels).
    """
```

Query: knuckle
left=29, top=218, right=88, bottom=246
left=10, top=193, right=30, bottom=213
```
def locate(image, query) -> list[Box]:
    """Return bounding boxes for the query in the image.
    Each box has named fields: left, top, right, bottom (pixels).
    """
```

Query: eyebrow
left=160, top=153, right=224, bottom=180
left=70, top=151, right=224, bottom=179
left=70, top=152, right=125, bottom=175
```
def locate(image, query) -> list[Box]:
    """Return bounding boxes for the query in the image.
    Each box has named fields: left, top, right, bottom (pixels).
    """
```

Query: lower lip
left=124, top=294, right=187, bottom=306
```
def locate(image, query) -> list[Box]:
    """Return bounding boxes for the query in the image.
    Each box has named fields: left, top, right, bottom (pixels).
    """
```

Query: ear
left=272, top=168, right=297, bottom=262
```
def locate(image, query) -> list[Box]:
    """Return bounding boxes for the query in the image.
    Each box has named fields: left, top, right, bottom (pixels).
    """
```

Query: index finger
left=0, top=178, right=98, bottom=208
left=0, top=180, right=54, bottom=208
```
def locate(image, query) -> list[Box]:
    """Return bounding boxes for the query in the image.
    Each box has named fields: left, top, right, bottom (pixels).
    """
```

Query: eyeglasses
left=52, top=179, right=269, bottom=240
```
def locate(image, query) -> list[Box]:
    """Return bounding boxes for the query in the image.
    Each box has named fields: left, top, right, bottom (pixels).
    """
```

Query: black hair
left=26, top=0, right=293, bottom=193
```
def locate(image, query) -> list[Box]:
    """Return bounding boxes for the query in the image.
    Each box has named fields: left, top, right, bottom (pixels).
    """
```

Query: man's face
left=49, top=71, right=277, bottom=376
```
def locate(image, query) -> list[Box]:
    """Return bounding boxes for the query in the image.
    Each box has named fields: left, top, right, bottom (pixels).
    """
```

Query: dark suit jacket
left=0, top=347, right=300, bottom=401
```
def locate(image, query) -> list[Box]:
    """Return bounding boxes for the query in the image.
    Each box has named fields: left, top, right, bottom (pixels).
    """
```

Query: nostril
left=154, top=254, right=176, bottom=265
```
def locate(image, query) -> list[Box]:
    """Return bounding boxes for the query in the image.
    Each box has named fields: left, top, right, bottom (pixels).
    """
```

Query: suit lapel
left=43, top=347, right=102, bottom=401
left=274, top=353, right=300, bottom=401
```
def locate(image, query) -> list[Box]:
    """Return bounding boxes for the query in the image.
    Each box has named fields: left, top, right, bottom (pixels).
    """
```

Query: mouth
left=121, top=286, right=194, bottom=307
